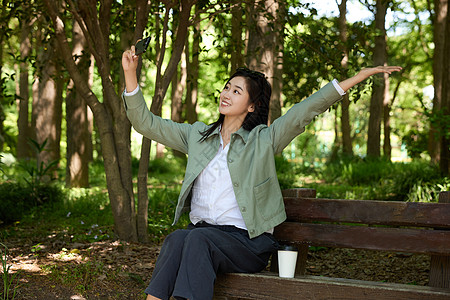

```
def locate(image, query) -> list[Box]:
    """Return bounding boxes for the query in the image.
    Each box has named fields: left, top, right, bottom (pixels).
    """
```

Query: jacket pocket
left=253, top=177, right=284, bottom=220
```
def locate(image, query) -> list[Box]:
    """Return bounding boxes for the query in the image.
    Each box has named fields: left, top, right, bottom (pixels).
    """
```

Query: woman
left=122, top=46, right=401, bottom=300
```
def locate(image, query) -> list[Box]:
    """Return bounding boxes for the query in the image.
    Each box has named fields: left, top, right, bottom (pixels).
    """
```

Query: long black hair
left=199, top=67, right=272, bottom=142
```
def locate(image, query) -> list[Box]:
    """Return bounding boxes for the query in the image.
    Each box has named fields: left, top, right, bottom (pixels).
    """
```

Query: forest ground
left=2, top=222, right=430, bottom=300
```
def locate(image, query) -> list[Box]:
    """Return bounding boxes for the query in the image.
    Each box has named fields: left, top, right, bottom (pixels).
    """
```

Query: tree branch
left=42, top=0, right=99, bottom=111
left=66, top=0, right=102, bottom=65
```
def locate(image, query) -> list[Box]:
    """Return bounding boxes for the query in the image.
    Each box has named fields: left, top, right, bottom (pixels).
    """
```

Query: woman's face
left=219, top=76, right=255, bottom=119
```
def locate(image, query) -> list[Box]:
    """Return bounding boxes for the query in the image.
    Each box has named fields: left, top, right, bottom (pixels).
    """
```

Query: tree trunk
left=17, top=16, right=33, bottom=159
left=246, top=0, right=283, bottom=124
left=230, top=0, right=244, bottom=72
left=171, top=46, right=187, bottom=158
left=382, top=77, right=391, bottom=159
left=0, top=44, right=4, bottom=152
left=270, top=0, right=285, bottom=124
left=338, top=0, right=353, bottom=156
left=44, top=0, right=141, bottom=241
left=429, top=0, right=448, bottom=163
left=440, top=2, right=450, bottom=175
left=171, top=58, right=184, bottom=126
left=66, top=20, right=92, bottom=188
left=367, top=0, right=388, bottom=158
left=186, top=4, right=200, bottom=124
left=33, top=36, right=63, bottom=168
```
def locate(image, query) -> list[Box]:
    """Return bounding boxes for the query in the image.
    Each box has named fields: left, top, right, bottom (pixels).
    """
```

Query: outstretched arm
left=338, top=66, right=402, bottom=92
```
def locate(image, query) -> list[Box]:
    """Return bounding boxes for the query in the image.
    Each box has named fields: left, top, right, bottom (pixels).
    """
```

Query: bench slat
left=214, top=273, right=450, bottom=300
left=284, top=197, right=450, bottom=228
left=274, top=222, right=450, bottom=255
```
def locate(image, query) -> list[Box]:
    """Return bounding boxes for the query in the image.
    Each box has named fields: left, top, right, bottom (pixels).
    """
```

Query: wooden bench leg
left=429, top=191, right=450, bottom=288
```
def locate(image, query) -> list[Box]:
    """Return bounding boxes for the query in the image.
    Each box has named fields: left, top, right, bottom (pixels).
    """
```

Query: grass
left=1, top=243, right=19, bottom=300
left=42, top=256, right=108, bottom=294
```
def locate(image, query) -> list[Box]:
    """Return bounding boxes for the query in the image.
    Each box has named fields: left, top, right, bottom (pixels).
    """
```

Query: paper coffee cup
left=278, top=245, right=298, bottom=278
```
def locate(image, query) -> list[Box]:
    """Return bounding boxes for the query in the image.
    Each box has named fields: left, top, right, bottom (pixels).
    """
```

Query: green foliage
left=402, top=128, right=428, bottom=158
left=0, top=138, right=64, bottom=225
left=275, top=154, right=447, bottom=202
left=320, top=158, right=443, bottom=201
left=0, top=182, right=64, bottom=224
left=147, top=185, right=189, bottom=243
left=275, top=155, right=297, bottom=190
left=1, top=243, right=19, bottom=300
left=43, top=255, right=107, bottom=294
left=61, top=191, right=113, bottom=243
left=406, top=177, right=450, bottom=203
left=18, top=139, right=59, bottom=187
left=427, top=108, right=450, bottom=140
left=0, top=154, right=4, bottom=174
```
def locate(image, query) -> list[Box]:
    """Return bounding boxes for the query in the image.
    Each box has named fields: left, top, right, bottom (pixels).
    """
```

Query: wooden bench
left=214, top=188, right=450, bottom=299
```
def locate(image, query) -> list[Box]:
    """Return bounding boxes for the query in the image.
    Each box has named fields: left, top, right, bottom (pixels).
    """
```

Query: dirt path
left=2, top=232, right=430, bottom=299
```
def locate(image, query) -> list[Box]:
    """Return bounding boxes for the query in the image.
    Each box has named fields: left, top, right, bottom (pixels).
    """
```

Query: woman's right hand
left=122, top=46, right=139, bottom=73
left=122, top=46, right=139, bottom=92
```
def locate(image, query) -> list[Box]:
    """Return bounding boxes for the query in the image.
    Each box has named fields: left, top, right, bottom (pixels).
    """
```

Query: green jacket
left=123, top=82, right=342, bottom=238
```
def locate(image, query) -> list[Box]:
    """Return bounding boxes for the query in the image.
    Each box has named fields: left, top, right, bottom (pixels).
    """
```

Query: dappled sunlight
left=2, top=238, right=159, bottom=298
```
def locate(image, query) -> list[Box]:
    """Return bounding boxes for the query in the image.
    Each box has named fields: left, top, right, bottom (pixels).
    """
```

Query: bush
left=275, top=155, right=297, bottom=190
left=0, top=182, right=64, bottom=224
left=321, top=158, right=443, bottom=201
left=147, top=185, right=189, bottom=242
left=406, top=178, right=450, bottom=202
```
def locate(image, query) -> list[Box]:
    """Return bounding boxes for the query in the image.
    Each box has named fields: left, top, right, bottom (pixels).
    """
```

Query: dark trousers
left=144, top=222, right=278, bottom=300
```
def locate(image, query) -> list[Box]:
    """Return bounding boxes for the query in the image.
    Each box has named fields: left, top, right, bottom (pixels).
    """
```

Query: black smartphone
left=135, top=37, right=151, bottom=55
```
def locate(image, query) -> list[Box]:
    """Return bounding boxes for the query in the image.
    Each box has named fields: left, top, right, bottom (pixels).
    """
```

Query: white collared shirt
left=190, top=133, right=249, bottom=230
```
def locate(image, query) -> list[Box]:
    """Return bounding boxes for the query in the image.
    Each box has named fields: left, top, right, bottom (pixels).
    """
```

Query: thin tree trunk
left=338, top=0, right=353, bottom=156
left=186, top=4, right=200, bottom=124
left=382, top=76, right=391, bottom=159
left=0, top=42, right=4, bottom=152
left=66, top=20, right=92, bottom=188
left=133, top=0, right=151, bottom=243
left=270, top=0, right=285, bottom=124
left=440, top=2, right=450, bottom=175
left=171, top=45, right=187, bottom=158
left=137, top=0, right=195, bottom=242
left=17, top=17, right=32, bottom=159
left=429, top=0, right=448, bottom=163
left=230, top=0, right=244, bottom=72
left=171, top=35, right=187, bottom=124
left=367, top=0, right=388, bottom=158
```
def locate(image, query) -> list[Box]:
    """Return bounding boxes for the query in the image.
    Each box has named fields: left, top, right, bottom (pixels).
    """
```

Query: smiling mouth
left=221, top=100, right=231, bottom=107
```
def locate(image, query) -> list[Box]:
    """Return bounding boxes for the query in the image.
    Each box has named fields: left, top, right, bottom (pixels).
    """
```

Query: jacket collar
left=234, top=126, right=250, bottom=144
left=208, top=125, right=250, bottom=144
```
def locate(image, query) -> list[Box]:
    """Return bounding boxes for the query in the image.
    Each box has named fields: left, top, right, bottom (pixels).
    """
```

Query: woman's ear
left=248, top=105, right=255, bottom=113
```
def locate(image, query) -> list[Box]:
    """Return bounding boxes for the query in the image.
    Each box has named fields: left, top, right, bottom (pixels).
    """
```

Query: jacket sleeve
left=269, top=81, right=343, bottom=154
left=123, top=89, right=191, bottom=154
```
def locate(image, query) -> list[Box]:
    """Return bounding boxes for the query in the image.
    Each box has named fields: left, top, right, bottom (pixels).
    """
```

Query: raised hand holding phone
left=122, top=45, right=140, bottom=92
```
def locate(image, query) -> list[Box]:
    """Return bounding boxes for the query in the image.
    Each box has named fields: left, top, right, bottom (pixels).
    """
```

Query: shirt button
left=249, top=229, right=255, bottom=234
left=233, top=183, right=239, bottom=187
left=228, top=158, right=233, bottom=163
left=241, top=207, right=246, bottom=212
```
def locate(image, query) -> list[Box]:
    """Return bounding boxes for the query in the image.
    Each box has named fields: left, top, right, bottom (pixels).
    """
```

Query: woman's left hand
left=338, top=65, right=402, bottom=92
left=358, top=66, right=403, bottom=78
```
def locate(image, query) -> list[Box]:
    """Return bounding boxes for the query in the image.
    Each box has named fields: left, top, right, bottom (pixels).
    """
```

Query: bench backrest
left=274, top=189, right=450, bottom=255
